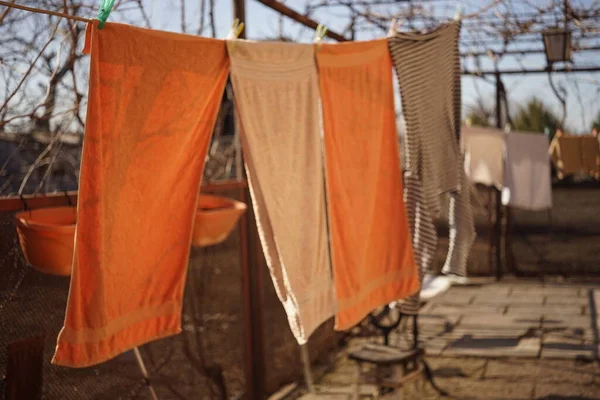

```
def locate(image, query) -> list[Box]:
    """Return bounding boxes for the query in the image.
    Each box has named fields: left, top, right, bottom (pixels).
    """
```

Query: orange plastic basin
left=15, top=206, right=76, bottom=277
left=192, top=194, right=247, bottom=247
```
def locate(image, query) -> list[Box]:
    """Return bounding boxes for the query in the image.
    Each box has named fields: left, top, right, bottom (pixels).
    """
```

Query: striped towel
left=389, top=21, right=475, bottom=314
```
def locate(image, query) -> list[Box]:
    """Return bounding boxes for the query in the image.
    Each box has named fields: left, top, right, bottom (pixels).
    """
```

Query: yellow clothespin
left=314, top=24, right=328, bottom=52
left=227, top=18, right=245, bottom=52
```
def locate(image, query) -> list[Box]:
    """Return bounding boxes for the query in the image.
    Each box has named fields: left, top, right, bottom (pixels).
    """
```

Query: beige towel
left=228, top=40, right=335, bottom=344
left=461, top=126, right=505, bottom=189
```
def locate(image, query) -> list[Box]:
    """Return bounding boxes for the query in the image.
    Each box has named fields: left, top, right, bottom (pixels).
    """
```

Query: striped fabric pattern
left=388, top=21, right=475, bottom=314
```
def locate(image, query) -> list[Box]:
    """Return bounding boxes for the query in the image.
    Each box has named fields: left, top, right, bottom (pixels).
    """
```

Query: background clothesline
left=0, top=0, right=92, bottom=23
left=0, top=0, right=503, bottom=34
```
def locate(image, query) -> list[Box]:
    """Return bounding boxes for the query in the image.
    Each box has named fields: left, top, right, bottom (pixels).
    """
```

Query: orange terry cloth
left=52, top=22, right=229, bottom=368
left=316, top=40, right=420, bottom=331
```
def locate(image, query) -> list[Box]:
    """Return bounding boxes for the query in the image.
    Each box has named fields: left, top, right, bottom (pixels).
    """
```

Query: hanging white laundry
left=502, top=132, right=552, bottom=211
left=461, top=126, right=505, bottom=189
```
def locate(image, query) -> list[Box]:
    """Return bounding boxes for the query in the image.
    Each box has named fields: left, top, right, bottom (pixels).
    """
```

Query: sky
left=2, top=0, right=600, bottom=133
left=135, top=0, right=600, bottom=133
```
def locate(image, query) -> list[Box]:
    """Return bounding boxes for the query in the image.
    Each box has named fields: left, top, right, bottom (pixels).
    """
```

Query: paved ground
left=291, top=279, right=600, bottom=400
left=419, top=279, right=599, bottom=360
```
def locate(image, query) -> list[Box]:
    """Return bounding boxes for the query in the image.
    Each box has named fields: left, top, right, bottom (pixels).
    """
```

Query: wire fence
left=0, top=198, right=248, bottom=399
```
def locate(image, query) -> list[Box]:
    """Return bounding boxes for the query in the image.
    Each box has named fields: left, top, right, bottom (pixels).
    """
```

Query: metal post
left=301, top=345, right=315, bottom=393
left=133, top=347, right=159, bottom=400
left=233, top=0, right=246, bottom=39
left=239, top=185, right=266, bottom=400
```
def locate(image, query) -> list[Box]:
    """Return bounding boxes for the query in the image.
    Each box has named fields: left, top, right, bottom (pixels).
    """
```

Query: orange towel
left=52, top=22, right=229, bottom=368
left=316, top=40, right=420, bottom=331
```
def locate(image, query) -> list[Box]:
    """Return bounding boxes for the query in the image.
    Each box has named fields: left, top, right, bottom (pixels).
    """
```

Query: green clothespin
left=97, top=0, right=115, bottom=29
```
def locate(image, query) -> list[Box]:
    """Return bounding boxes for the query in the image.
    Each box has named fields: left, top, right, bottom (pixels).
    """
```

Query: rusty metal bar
left=253, top=0, right=348, bottom=42
left=238, top=187, right=257, bottom=400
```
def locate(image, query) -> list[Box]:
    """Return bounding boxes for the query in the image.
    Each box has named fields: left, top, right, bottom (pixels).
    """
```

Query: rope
left=0, top=0, right=92, bottom=23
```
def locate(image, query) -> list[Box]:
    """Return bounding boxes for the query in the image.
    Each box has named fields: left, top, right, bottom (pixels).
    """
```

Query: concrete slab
left=450, top=326, right=532, bottom=339
left=429, top=304, right=505, bottom=315
left=433, top=376, right=534, bottom=399
left=542, top=315, right=593, bottom=330
left=443, top=337, right=541, bottom=358
left=512, top=286, right=582, bottom=297
left=427, top=357, right=486, bottom=378
left=417, top=313, right=461, bottom=327
left=541, top=342, right=596, bottom=360
left=535, top=359, right=599, bottom=384
left=484, top=359, right=539, bottom=378
left=543, top=328, right=595, bottom=342
left=431, top=293, right=475, bottom=306
left=506, top=305, right=584, bottom=317
left=534, top=382, right=600, bottom=398
left=460, top=314, right=541, bottom=328
left=474, top=296, right=542, bottom=306
left=313, top=384, right=379, bottom=397
left=545, top=296, right=590, bottom=306
left=422, top=338, right=451, bottom=356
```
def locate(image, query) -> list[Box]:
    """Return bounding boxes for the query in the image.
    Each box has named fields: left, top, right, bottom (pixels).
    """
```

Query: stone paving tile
left=540, top=342, right=596, bottom=360
left=443, top=337, right=541, bottom=358
left=432, top=294, right=475, bottom=306
left=427, top=357, right=487, bottom=378
left=429, top=304, right=506, bottom=315
left=512, top=285, right=582, bottom=295
left=450, top=326, right=532, bottom=339
left=534, top=382, right=600, bottom=399
left=460, top=314, right=541, bottom=328
left=544, top=296, right=590, bottom=306
left=536, top=359, right=600, bottom=384
left=542, top=315, right=593, bottom=329
left=543, top=329, right=594, bottom=344
left=434, top=377, right=534, bottom=400
left=419, top=313, right=462, bottom=327
left=474, top=296, right=543, bottom=306
left=422, top=338, right=452, bottom=356
left=310, top=384, right=380, bottom=398
left=484, top=359, right=598, bottom=385
left=506, top=305, right=584, bottom=317
left=504, top=308, right=545, bottom=320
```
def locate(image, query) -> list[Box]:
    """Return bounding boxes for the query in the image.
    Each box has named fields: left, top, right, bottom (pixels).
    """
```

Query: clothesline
left=0, top=0, right=509, bottom=33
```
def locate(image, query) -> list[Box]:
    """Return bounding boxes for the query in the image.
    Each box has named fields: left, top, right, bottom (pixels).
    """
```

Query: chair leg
left=352, top=362, right=362, bottom=400
left=421, top=359, right=449, bottom=397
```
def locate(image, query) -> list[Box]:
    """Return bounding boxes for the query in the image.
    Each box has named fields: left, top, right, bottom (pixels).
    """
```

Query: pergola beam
left=254, top=0, right=348, bottom=41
